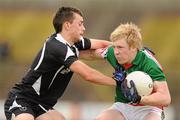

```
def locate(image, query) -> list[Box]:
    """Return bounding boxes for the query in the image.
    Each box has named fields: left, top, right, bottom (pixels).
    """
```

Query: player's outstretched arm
left=70, top=60, right=116, bottom=86
left=79, top=39, right=111, bottom=59
left=79, top=49, right=101, bottom=60
left=140, top=81, right=171, bottom=106
left=90, top=39, right=112, bottom=49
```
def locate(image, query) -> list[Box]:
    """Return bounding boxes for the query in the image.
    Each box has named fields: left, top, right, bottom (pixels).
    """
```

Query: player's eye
left=79, top=21, right=84, bottom=26
left=113, top=46, right=122, bottom=49
left=117, top=46, right=122, bottom=49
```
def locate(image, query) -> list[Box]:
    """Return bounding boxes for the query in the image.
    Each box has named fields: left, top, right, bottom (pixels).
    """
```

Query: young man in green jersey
left=93, top=23, right=171, bottom=120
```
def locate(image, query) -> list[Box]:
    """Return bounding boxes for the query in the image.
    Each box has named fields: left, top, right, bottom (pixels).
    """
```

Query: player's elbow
left=161, top=94, right=171, bottom=106
left=83, top=71, right=95, bottom=82
left=161, top=99, right=171, bottom=107
left=163, top=95, right=171, bottom=106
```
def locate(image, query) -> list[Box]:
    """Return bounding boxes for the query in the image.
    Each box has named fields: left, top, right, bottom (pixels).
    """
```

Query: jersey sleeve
left=143, top=50, right=166, bottom=81
left=74, top=37, right=91, bottom=50
left=145, top=61, right=166, bottom=81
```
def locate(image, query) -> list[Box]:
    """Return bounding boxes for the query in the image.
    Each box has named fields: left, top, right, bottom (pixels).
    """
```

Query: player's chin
left=117, top=60, right=125, bottom=65
left=80, top=34, right=84, bottom=38
left=78, top=34, right=83, bottom=40
left=75, top=36, right=81, bottom=42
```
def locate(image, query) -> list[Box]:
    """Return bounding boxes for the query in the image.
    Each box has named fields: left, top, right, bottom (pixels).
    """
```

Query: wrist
left=136, top=95, right=141, bottom=104
left=140, top=96, right=146, bottom=104
left=115, top=79, right=122, bottom=87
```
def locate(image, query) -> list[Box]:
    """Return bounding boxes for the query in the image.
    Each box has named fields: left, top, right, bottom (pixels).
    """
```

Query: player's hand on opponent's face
left=112, top=66, right=127, bottom=86
left=121, top=79, right=141, bottom=104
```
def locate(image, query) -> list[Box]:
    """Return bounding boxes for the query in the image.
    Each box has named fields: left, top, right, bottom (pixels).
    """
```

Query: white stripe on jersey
left=48, top=66, right=64, bottom=89
left=9, top=96, right=22, bottom=111
left=143, top=50, right=163, bottom=70
left=34, top=42, right=46, bottom=70
left=72, top=45, right=79, bottom=57
left=65, top=47, right=75, bottom=61
left=38, top=104, right=48, bottom=112
left=32, top=76, right=42, bottom=95
left=80, top=36, right=85, bottom=48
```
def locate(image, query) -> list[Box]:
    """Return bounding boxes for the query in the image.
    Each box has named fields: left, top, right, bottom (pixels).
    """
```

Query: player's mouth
left=80, top=32, right=84, bottom=36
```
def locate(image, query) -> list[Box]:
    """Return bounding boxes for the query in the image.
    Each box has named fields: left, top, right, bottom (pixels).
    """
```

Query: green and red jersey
left=104, top=46, right=166, bottom=103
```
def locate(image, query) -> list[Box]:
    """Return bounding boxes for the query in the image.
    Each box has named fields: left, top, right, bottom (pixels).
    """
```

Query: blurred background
left=0, top=0, right=180, bottom=119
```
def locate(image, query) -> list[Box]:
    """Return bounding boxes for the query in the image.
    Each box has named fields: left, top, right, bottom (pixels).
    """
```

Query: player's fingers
left=130, top=80, right=139, bottom=95
left=130, top=80, right=136, bottom=88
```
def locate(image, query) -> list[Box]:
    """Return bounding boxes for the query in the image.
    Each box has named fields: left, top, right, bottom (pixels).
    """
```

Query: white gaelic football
left=126, top=71, right=153, bottom=96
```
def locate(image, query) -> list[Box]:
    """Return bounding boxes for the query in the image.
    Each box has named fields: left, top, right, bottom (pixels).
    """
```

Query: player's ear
left=130, top=46, right=138, bottom=53
left=129, top=44, right=135, bottom=50
left=63, top=21, right=71, bottom=31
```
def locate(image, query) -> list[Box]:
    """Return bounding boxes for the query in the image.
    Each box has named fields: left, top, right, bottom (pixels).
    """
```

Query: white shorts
left=111, top=102, right=163, bottom=120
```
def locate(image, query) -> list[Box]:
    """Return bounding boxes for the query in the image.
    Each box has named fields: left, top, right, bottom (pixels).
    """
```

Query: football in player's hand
left=126, top=71, right=153, bottom=96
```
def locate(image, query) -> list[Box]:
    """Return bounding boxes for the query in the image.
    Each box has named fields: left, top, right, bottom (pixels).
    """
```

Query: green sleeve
left=144, top=60, right=166, bottom=81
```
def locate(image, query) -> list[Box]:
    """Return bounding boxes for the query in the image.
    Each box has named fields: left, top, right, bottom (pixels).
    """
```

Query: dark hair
left=53, top=6, right=83, bottom=33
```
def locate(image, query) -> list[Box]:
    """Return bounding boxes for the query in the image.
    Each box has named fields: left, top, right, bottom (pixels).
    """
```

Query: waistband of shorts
left=129, top=103, right=145, bottom=106
left=129, top=103, right=163, bottom=109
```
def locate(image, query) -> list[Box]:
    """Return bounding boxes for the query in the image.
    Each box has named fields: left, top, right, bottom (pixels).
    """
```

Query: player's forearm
left=140, top=92, right=171, bottom=106
left=90, top=39, right=112, bottom=49
left=71, top=60, right=116, bottom=86
left=79, top=50, right=103, bottom=60
left=140, top=81, right=171, bottom=106
left=85, top=69, right=116, bottom=86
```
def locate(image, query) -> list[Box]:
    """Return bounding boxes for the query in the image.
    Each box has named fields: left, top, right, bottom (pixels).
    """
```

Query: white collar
left=55, top=33, right=71, bottom=46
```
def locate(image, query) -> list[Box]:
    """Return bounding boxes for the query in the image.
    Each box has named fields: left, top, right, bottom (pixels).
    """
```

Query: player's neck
left=128, top=51, right=137, bottom=64
left=60, top=32, right=74, bottom=46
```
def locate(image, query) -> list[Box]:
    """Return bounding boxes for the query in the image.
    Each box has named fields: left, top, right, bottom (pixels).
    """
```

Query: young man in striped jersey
left=94, top=23, right=171, bottom=120
left=4, top=7, right=116, bottom=120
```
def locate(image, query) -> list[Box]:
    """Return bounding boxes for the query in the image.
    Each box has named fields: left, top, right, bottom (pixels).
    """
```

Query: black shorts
left=4, top=92, right=53, bottom=120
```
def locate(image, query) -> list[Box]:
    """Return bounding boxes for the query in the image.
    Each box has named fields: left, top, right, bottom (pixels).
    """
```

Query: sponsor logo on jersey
left=60, top=68, right=71, bottom=74
left=19, top=106, right=27, bottom=111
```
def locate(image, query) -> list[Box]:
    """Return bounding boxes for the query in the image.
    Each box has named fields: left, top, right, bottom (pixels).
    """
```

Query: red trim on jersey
left=123, top=63, right=133, bottom=70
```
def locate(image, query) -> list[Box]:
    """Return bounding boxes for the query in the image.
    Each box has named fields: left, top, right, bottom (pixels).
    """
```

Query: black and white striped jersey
left=11, top=33, right=91, bottom=106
